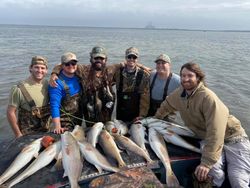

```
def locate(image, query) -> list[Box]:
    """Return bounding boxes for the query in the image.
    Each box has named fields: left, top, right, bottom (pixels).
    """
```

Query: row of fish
left=0, top=118, right=200, bottom=188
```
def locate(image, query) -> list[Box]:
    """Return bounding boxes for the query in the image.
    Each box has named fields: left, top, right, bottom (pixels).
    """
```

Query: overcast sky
left=1, top=0, right=250, bottom=30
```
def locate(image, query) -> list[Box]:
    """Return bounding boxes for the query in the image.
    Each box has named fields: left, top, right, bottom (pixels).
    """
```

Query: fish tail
left=166, top=172, right=180, bottom=188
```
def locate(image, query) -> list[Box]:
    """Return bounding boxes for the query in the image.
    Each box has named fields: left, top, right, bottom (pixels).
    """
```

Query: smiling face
left=155, top=60, right=170, bottom=75
left=30, top=64, right=48, bottom=82
left=126, top=54, right=138, bottom=70
left=180, top=67, right=199, bottom=92
left=62, top=60, right=77, bottom=76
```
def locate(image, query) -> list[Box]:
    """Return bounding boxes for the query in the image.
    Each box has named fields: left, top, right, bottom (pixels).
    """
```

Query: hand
left=49, top=73, right=58, bottom=87
left=53, top=124, right=68, bottom=134
left=194, top=164, right=210, bottom=182
left=16, top=132, right=23, bottom=138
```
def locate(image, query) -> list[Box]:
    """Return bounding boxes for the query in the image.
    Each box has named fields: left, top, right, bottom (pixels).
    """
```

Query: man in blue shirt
left=49, top=52, right=83, bottom=134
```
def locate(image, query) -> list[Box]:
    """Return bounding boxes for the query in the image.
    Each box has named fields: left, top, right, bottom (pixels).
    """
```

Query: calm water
left=0, top=25, right=250, bottom=142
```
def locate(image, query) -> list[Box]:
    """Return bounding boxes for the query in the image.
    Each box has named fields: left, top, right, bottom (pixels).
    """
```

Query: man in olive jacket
left=155, top=62, right=250, bottom=188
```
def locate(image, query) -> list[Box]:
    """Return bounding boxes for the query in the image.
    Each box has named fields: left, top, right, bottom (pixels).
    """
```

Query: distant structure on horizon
left=145, top=22, right=155, bottom=29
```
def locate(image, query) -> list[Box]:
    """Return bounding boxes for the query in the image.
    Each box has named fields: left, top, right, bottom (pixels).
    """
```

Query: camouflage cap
left=125, top=47, right=139, bottom=57
left=155, top=54, right=171, bottom=64
left=31, top=56, right=48, bottom=68
left=61, top=52, right=78, bottom=64
left=90, top=46, right=107, bottom=58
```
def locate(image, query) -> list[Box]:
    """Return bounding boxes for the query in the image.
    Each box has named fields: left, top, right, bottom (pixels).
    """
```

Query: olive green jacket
left=155, top=82, right=246, bottom=168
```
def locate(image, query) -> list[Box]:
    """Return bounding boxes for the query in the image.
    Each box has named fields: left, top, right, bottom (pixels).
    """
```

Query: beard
left=92, top=61, right=105, bottom=71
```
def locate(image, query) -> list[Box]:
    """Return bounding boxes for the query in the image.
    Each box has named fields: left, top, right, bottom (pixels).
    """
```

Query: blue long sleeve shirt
left=48, top=72, right=81, bottom=118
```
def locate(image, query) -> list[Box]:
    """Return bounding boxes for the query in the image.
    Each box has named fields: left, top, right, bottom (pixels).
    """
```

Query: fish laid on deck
left=61, top=132, right=83, bottom=188
left=0, top=137, right=42, bottom=185
left=5, top=141, right=61, bottom=188
left=148, top=128, right=180, bottom=187
left=87, top=122, right=104, bottom=147
left=78, top=141, right=119, bottom=173
left=98, top=130, right=126, bottom=168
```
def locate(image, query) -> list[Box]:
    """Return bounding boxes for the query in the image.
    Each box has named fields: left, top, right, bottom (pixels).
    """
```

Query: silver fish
left=113, top=119, right=128, bottom=135
left=61, top=132, right=83, bottom=188
left=129, top=123, right=148, bottom=155
left=104, top=121, right=116, bottom=134
left=87, top=122, right=104, bottom=147
left=157, top=129, right=201, bottom=153
left=7, top=141, right=61, bottom=188
left=148, top=128, right=180, bottom=187
left=71, top=125, right=86, bottom=142
left=0, top=137, right=42, bottom=185
left=78, top=141, right=119, bottom=173
left=113, top=134, right=153, bottom=163
left=140, top=117, right=195, bottom=137
left=98, top=130, right=126, bottom=168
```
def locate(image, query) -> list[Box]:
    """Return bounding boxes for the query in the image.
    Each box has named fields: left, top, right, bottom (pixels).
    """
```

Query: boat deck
left=0, top=134, right=203, bottom=188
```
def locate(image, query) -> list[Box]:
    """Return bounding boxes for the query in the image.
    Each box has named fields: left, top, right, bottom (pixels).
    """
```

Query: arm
left=200, top=95, right=228, bottom=168
left=139, top=73, right=150, bottom=117
left=154, top=94, right=177, bottom=119
left=6, top=105, right=23, bottom=138
left=48, top=81, right=66, bottom=134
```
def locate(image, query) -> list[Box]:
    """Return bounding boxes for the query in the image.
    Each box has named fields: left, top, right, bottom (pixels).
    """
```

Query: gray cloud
left=1, top=0, right=250, bottom=30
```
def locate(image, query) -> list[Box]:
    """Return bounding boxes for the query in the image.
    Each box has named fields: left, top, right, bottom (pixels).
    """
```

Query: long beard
left=92, top=62, right=105, bottom=71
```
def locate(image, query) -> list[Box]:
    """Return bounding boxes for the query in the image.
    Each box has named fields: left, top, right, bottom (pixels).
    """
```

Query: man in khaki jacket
left=155, top=62, right=250, bottom=188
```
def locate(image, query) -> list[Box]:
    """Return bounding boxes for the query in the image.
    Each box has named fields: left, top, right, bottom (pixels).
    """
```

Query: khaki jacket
left=155, top=82, right=246, bottom=168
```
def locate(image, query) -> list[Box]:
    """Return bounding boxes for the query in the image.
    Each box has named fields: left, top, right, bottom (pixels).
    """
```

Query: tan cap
left=90, top=46, right=107, bottom=58
left=61, top=52, right=78, bottom=64
left=155, top=54, right=171, bottom=63
left=31, top=56, right=48, bottom=68
left=125, top=47, right=139, bottom=57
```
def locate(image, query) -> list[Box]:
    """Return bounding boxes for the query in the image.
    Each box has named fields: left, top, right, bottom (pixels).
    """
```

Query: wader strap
left=58, top=76, right=70, bottom=99
left=118, top=67, right=144, bottom=93
left=163, top=72, right=172, bottom=100
left=18, top=82, right=36, bottom=108
left=134, top=69, right=143, bottom=92
left=150, top=72, right=172, bottom=100
left=118, top=67, right=124, bottom=92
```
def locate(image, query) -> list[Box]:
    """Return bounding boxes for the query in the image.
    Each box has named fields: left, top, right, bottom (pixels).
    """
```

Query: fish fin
left=51, top=158, right=63, bottom=172
left=63, top=171, right=67, bottom=178
left=95, top=165, right=103, bottom=173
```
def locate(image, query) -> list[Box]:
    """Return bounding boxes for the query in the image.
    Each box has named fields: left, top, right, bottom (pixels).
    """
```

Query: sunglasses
left=94, top=57, right=105, bottom=61
left=127, top=55, right=137, bottom=60
left=64, top=61, right=77, bottom=66
left=156, top=61, right=167, bottom=65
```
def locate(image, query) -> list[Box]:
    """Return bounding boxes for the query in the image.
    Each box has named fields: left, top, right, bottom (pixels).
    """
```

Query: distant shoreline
left=0, top=23, right=250, bottom=33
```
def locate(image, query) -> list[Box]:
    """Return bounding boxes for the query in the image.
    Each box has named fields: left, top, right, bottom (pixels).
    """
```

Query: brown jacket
left=155, top=82, right=246, bottom=168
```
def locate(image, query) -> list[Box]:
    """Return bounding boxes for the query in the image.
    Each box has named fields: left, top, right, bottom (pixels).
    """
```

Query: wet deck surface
left=0, top=134, right=201, bottom=188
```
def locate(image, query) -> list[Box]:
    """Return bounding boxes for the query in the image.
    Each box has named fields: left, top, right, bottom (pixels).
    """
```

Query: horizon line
left=1, top=23, right=250, bottom=33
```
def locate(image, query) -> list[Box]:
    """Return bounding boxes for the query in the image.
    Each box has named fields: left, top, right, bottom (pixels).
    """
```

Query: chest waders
left=83, top=70, right=115, bottom=126
left=17, top=82, right=51, bottom=135
left=148, top=73, right=172, bottom=116
left=116, top=67, right=144, bottom=122
left=59, top=77, right=83, bottom=129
